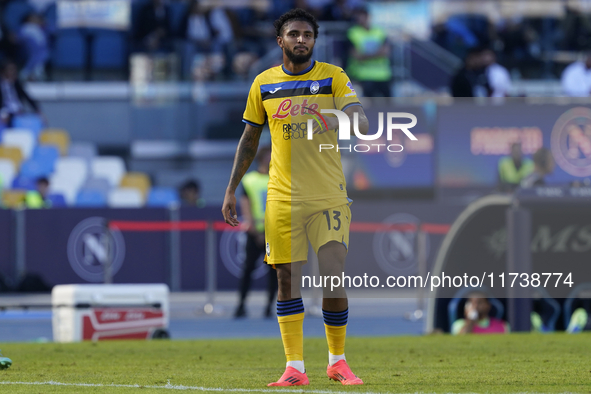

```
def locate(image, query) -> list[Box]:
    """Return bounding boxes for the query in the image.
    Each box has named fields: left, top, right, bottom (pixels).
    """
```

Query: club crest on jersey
left=310, top=81, right=320, bottom=94
left=266, top=242, right=270, bottom=256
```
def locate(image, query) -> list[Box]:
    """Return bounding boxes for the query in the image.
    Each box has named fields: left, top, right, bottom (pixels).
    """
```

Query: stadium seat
left=12, top=175, right=36, bottom=191
left=91, top=156, right=125, bottom=188
left=51, top=29, right=86, bottom=69
left=92, top=30, right=128, bottom=69
left=0, top=146, right=23, bottom=170
left=39, top=129, right=70, bottom=156
left=49, top=174, right=82, bottom=206
left=32, top=145, right=59, bottom=172
left=76, top=189, right=108, bottom=207
left=120, top=172, right=150, bottom=199
left=68, top=141, right=97, bottom=160
left=1, top=190, right=26, bottom=208
left=108, top=187, right=143, bottom=208
left=82, top=177, right=111, bottom=195
left=54, top=157, right=88, bottom=186
left=0, top=159, right=16, bottom=189
left=47, top=193, right=67, bottom=207
left=12, top=114, right=44, bottom=137
left=2, top=129, right=35, bottom=159
left=19, top=159, right=53, bottom=179
left=147, top=187, right=179, bottom=207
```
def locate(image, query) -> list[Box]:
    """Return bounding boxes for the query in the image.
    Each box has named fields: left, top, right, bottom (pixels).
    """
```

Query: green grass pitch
left=0, top=333, right=589, bottom=393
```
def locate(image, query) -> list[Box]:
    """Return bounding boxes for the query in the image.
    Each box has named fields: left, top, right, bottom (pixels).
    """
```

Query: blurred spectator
left=498, top=142, right=533, bottom=192
left=561, top=6, right=591, bottom=51
left=451, top=292, right=510, bottom=334
left=497, top=18, right=538, bottom=73
left=232, top=52, right=258, bottom=80
left=19, top=13, right=49, bottom=81
left=450, top=47, right=489, bottom=97
left=25, top=177, right=49, bottom=208
left=561, top=53, right=591, bottom=97
left=481, top=48, right=512, bottom=97
left=0, top=25, right=18, bottom=63
left=181, top=0, right=234, bottom=80
left=321, top=0, right=357, bottom=22
left=0, top=59, right=42, bottom=127
left=135, top=0, right=172, bottom=52
left=346, top=6, right=392, bottom=97
left=235, top=146, right=276, bottom=318
left=520, top=147, right=554, bottom=188
left=179, top=179, right=205, bottom=207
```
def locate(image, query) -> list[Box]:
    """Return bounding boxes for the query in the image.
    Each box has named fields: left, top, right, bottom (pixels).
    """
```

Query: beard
left=284, top=45, right=313, bottom=65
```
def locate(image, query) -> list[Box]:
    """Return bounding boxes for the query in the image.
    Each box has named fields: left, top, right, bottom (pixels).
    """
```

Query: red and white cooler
left=52, top=284, right=170, bottom=342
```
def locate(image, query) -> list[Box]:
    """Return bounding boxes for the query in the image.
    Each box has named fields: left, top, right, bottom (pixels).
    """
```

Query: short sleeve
left=332, top=68, right=361, bottom=112
left=243, top=77, right=266, bottom=127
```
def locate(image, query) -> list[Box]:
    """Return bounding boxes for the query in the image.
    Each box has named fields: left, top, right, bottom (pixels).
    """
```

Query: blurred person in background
left=181, top=0, right=235, bottom=80
left=136, top=0, right=172, bottom=52
left=25, top=177, right=49, bottom=208
left=320, top=0, right=355, bottom=22
left=520, top=147, right=554, bottom=188
left=481, top=48, right=512, bottom=97
left=451, top=292, right=510, bottom=334
left=561, top=52, right=591, bottom=97
left=450, top=47, right=489, bottom=97
left=0, top=59, right=42, bottom=127
left=179, top=179, right=206, bottom=207
left=498, top=142, right=533, bottom=192
left=232, top=52, right=258, bottom=80
left=18, top=13, right=49, bottom=81
left=346, top=6, right=392, bottom=97
left=235, top=146, right=277, bottom=318
left=561, top=5, right=591, bottom=52
left=497, top=18, right=539, bottom=76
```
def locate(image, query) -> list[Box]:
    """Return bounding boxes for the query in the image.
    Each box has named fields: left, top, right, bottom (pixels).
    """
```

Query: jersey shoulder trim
left=242, top=118, right=265, bottom=127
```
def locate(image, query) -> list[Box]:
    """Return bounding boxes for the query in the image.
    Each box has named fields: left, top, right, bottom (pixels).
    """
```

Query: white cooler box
left=52, top=284, right=170, bottom=342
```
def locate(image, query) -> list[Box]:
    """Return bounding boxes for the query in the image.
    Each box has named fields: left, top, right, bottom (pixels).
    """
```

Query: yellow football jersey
left=243, top=61, right=361, bottom=202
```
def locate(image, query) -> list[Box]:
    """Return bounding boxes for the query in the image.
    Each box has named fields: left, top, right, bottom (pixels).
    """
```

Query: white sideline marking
left=0, top=382, right=574, bottom=394
left=0, top=380, right=388, bottom=393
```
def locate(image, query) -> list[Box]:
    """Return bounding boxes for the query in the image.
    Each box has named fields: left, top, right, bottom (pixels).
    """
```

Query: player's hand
left=312, top=116, right=338, bottom=135
left=222, top=191, right=239, bottom=227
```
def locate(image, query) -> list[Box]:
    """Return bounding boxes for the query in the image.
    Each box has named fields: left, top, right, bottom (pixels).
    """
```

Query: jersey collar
left=281, top=60, right=316, bottom=76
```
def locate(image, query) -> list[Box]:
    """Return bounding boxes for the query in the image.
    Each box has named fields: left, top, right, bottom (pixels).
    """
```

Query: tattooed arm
left=222, top=124, right=263, bottom=226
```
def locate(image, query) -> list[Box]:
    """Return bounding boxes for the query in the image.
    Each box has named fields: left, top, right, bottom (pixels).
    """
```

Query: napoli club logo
left=219, top=224, right=267, bottom=279
left=67, top=217, right=126, bottom=282
left=310, top=81, right=320, bottom=94
left=551, top=107, right=591, bottom=177
left=372, top=213, right=430, bottom=275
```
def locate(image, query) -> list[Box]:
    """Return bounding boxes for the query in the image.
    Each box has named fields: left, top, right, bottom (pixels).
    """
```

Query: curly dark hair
left=273, top=8, right=319, bottom=39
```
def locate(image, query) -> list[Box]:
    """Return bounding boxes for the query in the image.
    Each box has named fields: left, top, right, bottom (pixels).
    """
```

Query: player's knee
left=276, top=265, right=292, bottom=288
